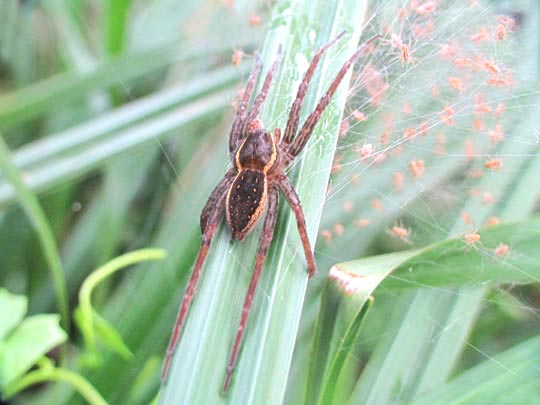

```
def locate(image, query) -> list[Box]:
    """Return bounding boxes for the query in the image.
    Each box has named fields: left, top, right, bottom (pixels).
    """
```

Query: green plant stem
left=3, top=367, right=107, bottom=405
left=78, top=249, right=167, bottom=352
left=0, top=134, right=69, bottom=333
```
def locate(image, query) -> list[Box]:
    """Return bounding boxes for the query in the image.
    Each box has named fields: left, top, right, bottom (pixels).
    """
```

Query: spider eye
left=247, top=119, right=264, bottom=133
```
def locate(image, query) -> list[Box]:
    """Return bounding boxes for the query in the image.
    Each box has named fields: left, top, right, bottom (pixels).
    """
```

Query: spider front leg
left=244, top=46, right=282, bottom=126
left=229, top=54, right=262, bottom=155
left=286, top=34, right=380, bottom=160
left=278, top=175, right=316, bottom=277
left=161, top=182, right=230, bottom=383
left=282, top=31, right=346, bottom=145
left=222, top=187, right=279, bottom=394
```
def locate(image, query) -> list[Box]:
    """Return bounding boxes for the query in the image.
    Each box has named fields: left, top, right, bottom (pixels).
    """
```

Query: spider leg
left=277, top=175, right=316, bottom=277
left=282, top=31, right=346, bottom=145
left=200, top=169, right=236, bottom=233
left=229, top=54, right=263, bottom=155
left=222, top=187, right=279, bottom=394
left=244, top=46, right=282, bottom=126
left=161, top=188, right=228, bottom=383
left=286, top=34, right=380, bottom=160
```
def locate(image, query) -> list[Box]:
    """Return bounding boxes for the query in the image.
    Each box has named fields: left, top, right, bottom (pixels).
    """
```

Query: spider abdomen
left=226, top=169, right=267, bottom=240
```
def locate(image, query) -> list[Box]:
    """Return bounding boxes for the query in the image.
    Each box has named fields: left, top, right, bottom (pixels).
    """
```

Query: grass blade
left=0, top=134, right=68, bottom=332
left=159, top=0, right=371, bottom=402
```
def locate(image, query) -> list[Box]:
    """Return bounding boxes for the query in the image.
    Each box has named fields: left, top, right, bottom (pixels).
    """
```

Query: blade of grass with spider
left=158, top=0, right=371, bottom=402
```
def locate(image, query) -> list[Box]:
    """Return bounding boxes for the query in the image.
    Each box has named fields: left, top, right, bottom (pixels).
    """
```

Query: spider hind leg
left=222, top=186, right=279, bottom=394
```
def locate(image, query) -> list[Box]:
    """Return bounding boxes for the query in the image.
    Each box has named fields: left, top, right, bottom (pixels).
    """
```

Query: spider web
left=13, top=0, right=538, bottom=403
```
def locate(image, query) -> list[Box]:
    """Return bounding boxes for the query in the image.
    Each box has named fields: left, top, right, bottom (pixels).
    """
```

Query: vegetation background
left=1, top=0, right=539, bottom=404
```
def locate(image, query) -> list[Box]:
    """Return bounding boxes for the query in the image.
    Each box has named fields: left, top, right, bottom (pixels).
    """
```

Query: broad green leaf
left=0, top=314, right=67, bottom=388
left=0, top=288, right=27, bottom=340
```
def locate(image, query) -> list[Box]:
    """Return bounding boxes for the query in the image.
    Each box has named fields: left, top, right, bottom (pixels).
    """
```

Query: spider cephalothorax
left=162, top=30, right=379, bottom=394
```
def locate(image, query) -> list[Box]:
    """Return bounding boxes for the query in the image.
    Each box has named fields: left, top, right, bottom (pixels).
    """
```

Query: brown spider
left=161, top=31, right=378, bottom=394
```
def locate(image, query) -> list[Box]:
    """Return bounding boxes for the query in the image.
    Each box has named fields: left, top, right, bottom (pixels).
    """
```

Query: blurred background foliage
left=0, top=0, right=539, bottom=404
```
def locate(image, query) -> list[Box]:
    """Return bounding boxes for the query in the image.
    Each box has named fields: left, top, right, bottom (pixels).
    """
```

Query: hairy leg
left=244, top=46, right=282, bottom=127
left=287, top=34, right=380, bottom=159
left=200, top=169, right=236, bottom=233
left=277, top=175, right=316, bottom=277
left=222, top=187, right=279, bottom=394
left=282, top=31, right=346, bottom=145
left=162, top=191, right=227, bottom=383
left=229, top=54, right=262, bottom=155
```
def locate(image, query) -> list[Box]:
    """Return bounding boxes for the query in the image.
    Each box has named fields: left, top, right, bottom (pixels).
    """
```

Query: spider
left=161, top=30, right=378, bottom=394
